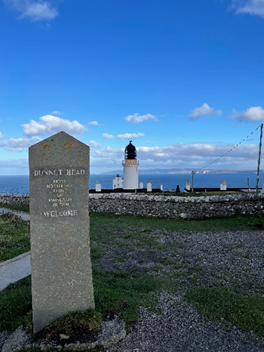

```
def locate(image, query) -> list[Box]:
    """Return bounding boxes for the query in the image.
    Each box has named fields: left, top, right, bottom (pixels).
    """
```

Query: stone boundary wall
left=0, top=194, right=30, bottom=207
left=0, top=193, right=264, bottom=218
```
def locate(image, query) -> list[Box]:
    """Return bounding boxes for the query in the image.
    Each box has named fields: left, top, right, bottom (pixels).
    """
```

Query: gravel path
left=107, top=230, right=264, bottom=352
left=109, top=292, right=264, bottom=352
left=0, top=252, right=31, bottom=291
left=0, top=208, right=30, bottom=221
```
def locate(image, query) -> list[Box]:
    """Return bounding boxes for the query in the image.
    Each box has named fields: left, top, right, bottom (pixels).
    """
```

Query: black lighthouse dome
left=125, top=141, right=137, bottom=159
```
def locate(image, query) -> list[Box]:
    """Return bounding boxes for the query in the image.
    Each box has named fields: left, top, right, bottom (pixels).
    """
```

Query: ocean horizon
left=0, top=172, right=263, bottom=195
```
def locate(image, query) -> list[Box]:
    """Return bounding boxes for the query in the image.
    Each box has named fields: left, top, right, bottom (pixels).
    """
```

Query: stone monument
left=29, top=131, right=94, bottom=334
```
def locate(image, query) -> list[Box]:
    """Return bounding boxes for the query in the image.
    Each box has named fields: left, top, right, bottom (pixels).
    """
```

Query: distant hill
left=98, top=168, right=260, bottom=176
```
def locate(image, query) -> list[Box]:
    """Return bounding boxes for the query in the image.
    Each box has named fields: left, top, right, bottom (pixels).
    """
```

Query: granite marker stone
left=29, top=131, right=94, bottom=334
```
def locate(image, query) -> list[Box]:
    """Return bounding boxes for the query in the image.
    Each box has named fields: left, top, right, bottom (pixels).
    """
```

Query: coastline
left=0, top=172, right=263, bottom=194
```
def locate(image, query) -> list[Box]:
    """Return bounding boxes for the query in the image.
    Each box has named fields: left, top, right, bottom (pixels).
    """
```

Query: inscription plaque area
left=29, top=131, right=94, bottom=334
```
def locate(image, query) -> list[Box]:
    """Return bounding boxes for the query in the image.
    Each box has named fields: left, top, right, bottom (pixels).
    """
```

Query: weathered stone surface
left=87, top=193, right=264, bottom=218
left=29, top=131, right=94, bottom=334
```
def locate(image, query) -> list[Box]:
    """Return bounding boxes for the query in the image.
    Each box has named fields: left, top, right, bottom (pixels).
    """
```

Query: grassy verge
left=93, top=268, right=161, bottom=325
left=90, top=212, right=264, bottom=235
left=0, top=276, right=32, bottom=331
left=0, top=203, right=29, bottom=213
left=185, top=287, right=264, bottom=338
left=0, top=213, right=30, bottom=262
left=0, top=271, right=161, bottom=333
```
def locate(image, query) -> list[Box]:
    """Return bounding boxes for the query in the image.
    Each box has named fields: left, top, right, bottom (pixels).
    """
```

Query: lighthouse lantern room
left=122, top=141, right=139, bottom=189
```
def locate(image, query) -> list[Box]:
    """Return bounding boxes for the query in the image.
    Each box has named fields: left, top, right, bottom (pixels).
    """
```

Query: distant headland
left=99, top=168, right=260, bottom=176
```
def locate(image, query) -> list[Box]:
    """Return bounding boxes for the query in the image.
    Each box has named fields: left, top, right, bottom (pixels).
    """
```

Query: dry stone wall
left=1, top=193, right=264, bottom=218
left=0, top=194, right=29, bottom=207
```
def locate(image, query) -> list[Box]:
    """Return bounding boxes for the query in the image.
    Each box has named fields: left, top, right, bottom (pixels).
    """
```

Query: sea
left=0, top=173, right=263, bottom=194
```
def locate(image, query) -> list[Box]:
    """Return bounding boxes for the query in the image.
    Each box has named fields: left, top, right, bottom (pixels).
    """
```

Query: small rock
left=59, top=334, right=70, bottom=340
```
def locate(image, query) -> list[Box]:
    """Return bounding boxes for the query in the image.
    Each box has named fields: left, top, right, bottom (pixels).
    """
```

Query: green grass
left=90, top=212, right=264, bottom=235
left=0, top=213, right=30, bottom=262
left=0, top=269, right=161, bottom=333
left=93, top=268, right=161, bottom=326
left=0, top=203, right=29, bottom=213
left=185, top=287, right=264, bottom=338
left=0, top=276, right=32, bottom=331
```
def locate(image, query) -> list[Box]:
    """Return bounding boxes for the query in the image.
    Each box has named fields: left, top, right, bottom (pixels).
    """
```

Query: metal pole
left=256, top=123, right=263, bottom=193
left=191, top=171, right=194, bottom=192
left=247, top=177, right=250, bottom=193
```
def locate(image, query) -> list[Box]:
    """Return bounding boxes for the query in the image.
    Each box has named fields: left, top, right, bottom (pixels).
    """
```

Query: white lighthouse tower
left=122, top=141, right=139, bottom=190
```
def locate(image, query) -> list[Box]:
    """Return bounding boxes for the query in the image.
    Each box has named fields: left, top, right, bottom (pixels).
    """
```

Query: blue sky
left=1, top=0, right=264, bottom=175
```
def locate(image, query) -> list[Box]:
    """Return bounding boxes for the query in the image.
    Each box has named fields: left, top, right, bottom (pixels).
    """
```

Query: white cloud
left=0, top=131, right=3, bottom=139
left=102, top=133, right=114, bottom=139
left=51, top=110, right=62, bottom=115
left=125, top=113, right=157, bottom=123
left=231, top=0, right=264, bottom=18
left=137, top=142, right=258, bottom=169
left=91, top=146, right=123, bottom=165
left=0, top=136, right=42, bottom=151
left=3, top=0, right=59, bottom=21
left=231, top=106, right=264, bottom=122
left=89, top=141, right=259, bottom=172
left=89, top=140, right=101, bottom=148
left=189, top=103, right=222, bottom=119
left=22, top=115, right=85, bottom=135
left=88, top=121, right=101, bottom=126
left=117, top=133, right=144, bottom=139
left=102, top=132, right=144, bottom=140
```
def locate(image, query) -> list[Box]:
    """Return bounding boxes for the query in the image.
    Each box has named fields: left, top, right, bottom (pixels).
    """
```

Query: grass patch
left=0, top=269, right=161, bottom=333
left=185, top=287, right=264, bottom=338
left=0, top=203, right=29, bottom=213
left=147, top=265, right=163, bottom=272
left=90, top=212, right=264, bottom=236
left=0, top=276, right=32, bottom=331
left=93, top=268, right=160, bottom=327
left=0, top=213, right=30, bottom=262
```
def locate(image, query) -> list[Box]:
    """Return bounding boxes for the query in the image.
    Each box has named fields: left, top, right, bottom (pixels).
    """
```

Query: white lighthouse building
left=122, top=141, right=139, bottom=190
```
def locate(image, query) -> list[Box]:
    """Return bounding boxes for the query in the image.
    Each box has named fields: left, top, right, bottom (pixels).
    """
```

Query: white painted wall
left=113, top=175, right=123, bottom=189
left=122, top=161, right=139, bottom=189
left=95, top=181, right=101, bottom=192
left=147, top=181, right=152, bottom=192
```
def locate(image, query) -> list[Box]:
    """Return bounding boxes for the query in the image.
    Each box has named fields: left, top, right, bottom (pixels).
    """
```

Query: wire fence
left=195, top=124, right=262, bottom=174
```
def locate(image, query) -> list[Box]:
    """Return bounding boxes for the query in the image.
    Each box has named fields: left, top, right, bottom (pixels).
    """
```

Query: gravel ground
left=109, top=292, right=264, bottom=352
left=107, top=230, right=264, bottom=352
left=1, top=229, right=264, bottom=351
left=0, top=333, right=10, bottom=352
